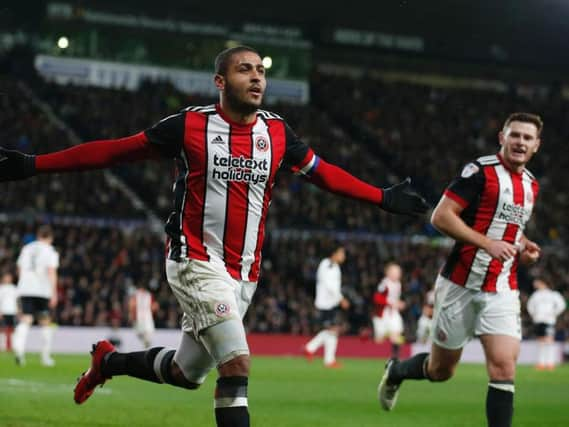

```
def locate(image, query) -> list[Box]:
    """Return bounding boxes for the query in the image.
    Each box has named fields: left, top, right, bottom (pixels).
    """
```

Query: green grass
left=0, top=352, right=567, bottom=426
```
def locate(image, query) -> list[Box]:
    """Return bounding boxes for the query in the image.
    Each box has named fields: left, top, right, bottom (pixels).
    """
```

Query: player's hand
left=381, top=177, right=429, bottom=215
left=0, top=147, right=36, bottom=182
left=519, top=239, right=541, bottom=265
left=340, top=298, right=350, bottom=310
left=396, top=300, right=406, bottom=311
left=484, top=240, right=517, bottom=262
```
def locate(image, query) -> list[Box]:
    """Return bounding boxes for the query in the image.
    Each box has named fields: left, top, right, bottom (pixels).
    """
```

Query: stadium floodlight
left=262, top=56, right=273, bottom=69
left=57, top=37, right=69, bottom=49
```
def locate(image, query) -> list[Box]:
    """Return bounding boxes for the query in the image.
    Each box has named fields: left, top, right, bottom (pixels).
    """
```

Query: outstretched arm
left=281, top=123, right=428, bottom=216
left=37, top=133, right=159, bottom=173
left=307, top=158, right=428, bottom=215
left=0, top=111, right=186, bottom=181
left=0, top=133, right=159, bottom=181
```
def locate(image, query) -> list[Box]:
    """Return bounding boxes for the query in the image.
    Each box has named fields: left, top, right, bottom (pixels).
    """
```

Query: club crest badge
left=255, top=136, right=269, bottom=152
left=214, top=302, right=231, bottom=317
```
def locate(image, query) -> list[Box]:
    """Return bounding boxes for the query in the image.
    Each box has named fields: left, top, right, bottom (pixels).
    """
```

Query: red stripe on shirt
left=484, top=172, right=524, bottom=291
left=222, top=126, right=252, bottom=279
left=507, top=174, right=525, bottom=290
left=185, top=112, right=209, bottom=261
left=450, top=166, right=500, bottom=286
left=249, top=119, right=285, bottom=282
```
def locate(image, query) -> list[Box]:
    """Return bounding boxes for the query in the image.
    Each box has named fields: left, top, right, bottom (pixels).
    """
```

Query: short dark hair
left=328, top=241, right=345, bottom=257
left=214, top=45, right=260, bottom=76
left=503, top=112, right=543, bottom=136
left=37, top=224, right=54, bottom=239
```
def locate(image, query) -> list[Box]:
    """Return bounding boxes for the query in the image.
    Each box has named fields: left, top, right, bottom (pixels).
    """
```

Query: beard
left=225, top=81, right=261, bottom=116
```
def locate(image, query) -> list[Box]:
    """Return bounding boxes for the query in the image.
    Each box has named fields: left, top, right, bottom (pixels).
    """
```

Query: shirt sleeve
left=444, top=161, right=485, bottom=208
left=316, top=260, right=326, bottom=283
left=281, top=123, right=320, bottom=177
left=16, top=250, right=24, bottom=268
left=555, top=292, right=567, bottom=316
left=144, top=112, right=186, bottom=158
left=526, top=294, right=535, bottom=318
left=49, top=249, right=60, bottom=269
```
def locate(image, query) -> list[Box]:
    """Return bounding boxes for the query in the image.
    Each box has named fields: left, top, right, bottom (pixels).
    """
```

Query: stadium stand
left=0, top=48, right=567, bottom=343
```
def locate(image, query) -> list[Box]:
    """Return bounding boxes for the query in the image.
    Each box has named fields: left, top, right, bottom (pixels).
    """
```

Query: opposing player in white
left=304, top=244, right=349, bottom=368
left=372, top=262, right=406, bottom=358
left=526, top=278, right=566, bottom=370
left=0, top=272, right=18, bottom=352
left=129, top=285, right=158, bottom=348
left=12, top=225, right=59, bottom=366
left=416, top=290, right=435, bottom=343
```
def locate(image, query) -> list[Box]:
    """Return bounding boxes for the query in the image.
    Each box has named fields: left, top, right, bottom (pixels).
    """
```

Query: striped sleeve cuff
left=444, top=189, right=469, bottom=208
left=291, top=149, right=320, bottom=177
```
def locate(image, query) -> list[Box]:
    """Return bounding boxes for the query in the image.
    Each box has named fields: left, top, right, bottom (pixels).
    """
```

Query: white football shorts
left=431, top=275, right=522, bottom=350
left=166, top=258, right=257, bottom=335
left=135, top=320, right=155, bottom=336
left=372, top=310, right=403, bottom=339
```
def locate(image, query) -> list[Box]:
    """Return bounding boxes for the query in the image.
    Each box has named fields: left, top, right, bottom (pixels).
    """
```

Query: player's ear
left=214, top=74, right=225, bottom=91
left=533, top=137, right=541, bottom=153
left=498, top=130, right=505, bottom=146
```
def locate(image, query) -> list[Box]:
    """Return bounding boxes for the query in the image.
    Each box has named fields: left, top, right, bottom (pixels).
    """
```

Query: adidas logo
left=211, top=135, right=225, bottom=144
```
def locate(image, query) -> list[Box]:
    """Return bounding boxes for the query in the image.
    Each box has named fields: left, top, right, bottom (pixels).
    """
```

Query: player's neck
left=497, top=152, right=524, bottom=175
left=217, top=100, right=257, bottom=126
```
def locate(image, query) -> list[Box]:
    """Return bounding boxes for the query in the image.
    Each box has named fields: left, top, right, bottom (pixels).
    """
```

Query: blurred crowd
left=0, top=77, right=147, bottom=219
left=0, top=50, right=567, bottom=342
left=312, top=72, right=569, bottom=244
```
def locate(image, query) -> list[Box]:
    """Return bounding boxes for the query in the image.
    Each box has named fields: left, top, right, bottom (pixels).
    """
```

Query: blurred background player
left=0, top=271, right=18, bottom=352
left=304, top=244, right=350, bottom=368
left=12, top=225, right=60, bottom=366
left=129, top=284, right=159, bottom=348
left=527, top=278, right=566, bottom=370
left=372, top=262, right=406, bottom=358
left=416, top=289, right=435, bottom=344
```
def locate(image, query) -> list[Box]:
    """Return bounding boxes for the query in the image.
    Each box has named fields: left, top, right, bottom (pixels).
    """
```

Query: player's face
left=386, top=265, right=401, bottom=281
left=216, top=51, right=266, bottom=115
left=334, top=247, right=346, bottom=264
left=499, top=121, right=540, bottom=170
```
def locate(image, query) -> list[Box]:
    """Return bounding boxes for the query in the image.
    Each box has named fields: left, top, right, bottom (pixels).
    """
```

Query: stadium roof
left=4, top=0, right=569, bottom=71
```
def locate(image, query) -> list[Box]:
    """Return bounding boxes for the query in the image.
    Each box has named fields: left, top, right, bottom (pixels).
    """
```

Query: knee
left=218, top=354, right=250, bottom=378
left=19, top=315, right=33, bottom=325
left=427, top=361, right=456, bottom=382
left=487, top=361, right=516, bottom=381
left=170, top=361, right=201, bottom=390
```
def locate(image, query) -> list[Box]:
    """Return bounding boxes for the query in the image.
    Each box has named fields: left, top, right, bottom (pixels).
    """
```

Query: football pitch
left=0, top=353, right=567, bottom=427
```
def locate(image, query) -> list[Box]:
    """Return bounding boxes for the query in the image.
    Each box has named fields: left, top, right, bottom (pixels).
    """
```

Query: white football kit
left=527, top=288, right=566, bottom=326
left=17, top=241, right=59, bottom=299
left=0, top=283, right=18, bottom=316
left=314, top=258, right=343, bottom=311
